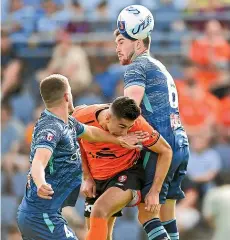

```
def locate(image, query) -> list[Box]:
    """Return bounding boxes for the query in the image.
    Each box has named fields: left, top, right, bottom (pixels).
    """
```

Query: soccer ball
left=117, top=5, right=154, bottom=40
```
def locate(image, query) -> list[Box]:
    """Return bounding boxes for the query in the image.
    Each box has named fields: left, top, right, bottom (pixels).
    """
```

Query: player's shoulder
left=35, top=111, right=63, bottom=133
left=130, top=116, right=153, bottom=132
left=125, top=57, right=147, bottom=72
left=72, top=104, right=109, bottom=124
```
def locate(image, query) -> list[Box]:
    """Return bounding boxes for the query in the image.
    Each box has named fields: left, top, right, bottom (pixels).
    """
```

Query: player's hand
left=118, top=131, right=149, bottom=149
left=82, top=177, right=96, bottom=198
left=144, top=190, right=161, bottom=213
left=133, top=131, right=150, bottom=142
left=37, top=183, right=54, bottom=200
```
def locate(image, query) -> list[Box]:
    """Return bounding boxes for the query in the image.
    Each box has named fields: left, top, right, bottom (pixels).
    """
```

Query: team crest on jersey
left=118, top=175, right=127, bottom=183
left=46, top=133, right=54, bottom=141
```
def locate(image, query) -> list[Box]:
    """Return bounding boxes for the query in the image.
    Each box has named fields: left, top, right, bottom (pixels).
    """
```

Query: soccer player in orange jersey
left=72, top=97, right=172, bottom=240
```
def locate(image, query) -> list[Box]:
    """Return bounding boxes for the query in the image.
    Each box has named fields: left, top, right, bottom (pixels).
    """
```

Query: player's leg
left=160, top=200, right=177, bottom=240
left=86, top=216, right=116, bottom=240
left=17, top=210, right=78, bottom=240
left=86, top=186, right=133, bottom=240
left=160, top=145, right=190, bottom=240
left=139, top=151, right=170, bottom=240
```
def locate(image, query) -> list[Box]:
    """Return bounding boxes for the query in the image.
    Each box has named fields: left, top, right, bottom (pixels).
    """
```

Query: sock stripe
left=149, top=229, right=168, bottom=240
left=169, top=233, right=179, bottom=237
left=162, top=219, right=176, bottom=225
left=143, top=218, right=159, bottom=229
left=148, top=226, right=165, bottom=237
left=171, top=237, right=179, bottom=240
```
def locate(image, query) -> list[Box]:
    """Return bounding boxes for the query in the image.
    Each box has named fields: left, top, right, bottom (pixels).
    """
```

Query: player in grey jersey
left=114, top=24, right=189, bottom=240
left=17, top=74, right=145, bottom=240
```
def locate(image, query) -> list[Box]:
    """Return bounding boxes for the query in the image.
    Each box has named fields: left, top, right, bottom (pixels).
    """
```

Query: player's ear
left=105, top=112, right=111, bottom=122
left=64, top=93, right=69, bottom=102
left=135, top=40, right=142, bottom=51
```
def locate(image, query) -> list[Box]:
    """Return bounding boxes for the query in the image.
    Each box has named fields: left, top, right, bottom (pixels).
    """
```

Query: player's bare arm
left=79, top=141, right=96, bottom=198
left=31, top=148, right=54, bottom=200
left=80, top=125, right=148, bottom=149
left=145, top=136, right=172, bottom=212
left=124, top=85, right=145, bottom=106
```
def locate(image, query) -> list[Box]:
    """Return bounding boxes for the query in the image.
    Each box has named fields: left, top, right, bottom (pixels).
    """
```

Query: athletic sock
left=162, top=219, right=179, bottom=240
left=86, top=217, right=108, bottom=240
left=143, top=218, right=169, bottom=240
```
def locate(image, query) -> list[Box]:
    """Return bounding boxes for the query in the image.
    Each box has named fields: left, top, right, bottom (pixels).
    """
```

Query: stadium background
left=1, top=0, right=230, bottom=239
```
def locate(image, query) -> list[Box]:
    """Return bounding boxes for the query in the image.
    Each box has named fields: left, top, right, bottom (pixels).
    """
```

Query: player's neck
left=46, top=106, right=69, bottom=124
left=131, top=49, right=149, bottom=62
left=97, top=109, right=109, bottom=131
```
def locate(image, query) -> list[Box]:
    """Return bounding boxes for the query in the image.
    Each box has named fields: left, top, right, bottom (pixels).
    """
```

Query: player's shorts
left=84, top=163, right=145, bottom=218
left=17, top=210, right=78, bottom=240
left=141, top=130, right=190, bottom=204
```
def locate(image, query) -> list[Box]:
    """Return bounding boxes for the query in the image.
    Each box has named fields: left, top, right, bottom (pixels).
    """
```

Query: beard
left=119, top=49, right=135, bottom=65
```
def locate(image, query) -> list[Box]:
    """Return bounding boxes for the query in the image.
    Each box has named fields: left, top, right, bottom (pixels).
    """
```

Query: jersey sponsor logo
left=170, top=113, right=182, bottom=131
left=46, top=133, right=54, bottom=141
left=85, top=203, right=93, bottom=213
left=118, top=175, right=127, bottom=183
left=115, top=182, right=124, bottom=187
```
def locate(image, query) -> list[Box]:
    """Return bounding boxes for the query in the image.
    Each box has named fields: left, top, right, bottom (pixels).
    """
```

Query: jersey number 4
left=64, top=225, right=74, bottom=238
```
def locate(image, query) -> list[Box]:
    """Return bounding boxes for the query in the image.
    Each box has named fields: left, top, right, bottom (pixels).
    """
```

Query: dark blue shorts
left=17, top=210, right=78, bottom=240
left=141, top=133, right=190, bottom=204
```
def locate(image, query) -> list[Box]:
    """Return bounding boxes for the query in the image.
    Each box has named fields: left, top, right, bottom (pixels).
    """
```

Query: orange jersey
left=72, top=104, right=160, bottom=180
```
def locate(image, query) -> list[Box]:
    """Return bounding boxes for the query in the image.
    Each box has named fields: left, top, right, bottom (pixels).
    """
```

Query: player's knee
left=91, top=203, right=110, bottom=219
left=138, top=210, right=159, bottom=225
left=138, top=212, right=151, bottom=225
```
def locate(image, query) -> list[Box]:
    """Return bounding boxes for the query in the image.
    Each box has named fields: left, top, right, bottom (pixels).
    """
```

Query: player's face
left=115, top=35, right=135, bottom=65
left=106, top=114, right=135, bottom=136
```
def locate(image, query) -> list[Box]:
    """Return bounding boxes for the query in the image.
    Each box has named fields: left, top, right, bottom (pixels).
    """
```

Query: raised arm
left=80, top=125, right=142, bottom=149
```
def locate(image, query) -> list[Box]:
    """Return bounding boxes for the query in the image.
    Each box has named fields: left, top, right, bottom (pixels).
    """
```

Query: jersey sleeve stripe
left=84, top=120, right=95, bottom=125
left=34, top=145, right=53, bottom=153
left=144, top=133, right=161, bottom=148
left=77, top=124, right=86, bottom=137
left=124, top=82, right=146, bottom=89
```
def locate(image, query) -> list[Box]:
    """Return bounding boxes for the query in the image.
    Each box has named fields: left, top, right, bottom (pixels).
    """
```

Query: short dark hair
left=114, top=28, right=150, bottom=49
left=111, top=96, right=141, bottom=121
left=40, top=74, right=68, bottom=107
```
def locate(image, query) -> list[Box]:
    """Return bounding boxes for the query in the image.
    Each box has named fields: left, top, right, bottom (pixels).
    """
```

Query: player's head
left=40, top=74, right=73, bottom=110
left=114, top=28, right=151, bottom=65
left=105, top=96, right=141, bottom=136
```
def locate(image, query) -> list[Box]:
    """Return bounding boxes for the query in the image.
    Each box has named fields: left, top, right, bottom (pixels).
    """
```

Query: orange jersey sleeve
left=130, top=116, right=160, bottom=148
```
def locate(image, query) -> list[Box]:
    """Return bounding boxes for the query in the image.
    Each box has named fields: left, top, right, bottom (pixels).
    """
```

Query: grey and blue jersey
left=124, top=53, right=188, bottom=149
left=19, top=109, right=85, bottom=213
left=124, top=54, right=190, bottom=203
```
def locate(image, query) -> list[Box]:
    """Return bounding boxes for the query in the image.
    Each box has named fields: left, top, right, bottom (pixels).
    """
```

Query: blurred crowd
left=1, top=0, right=230, bottom=240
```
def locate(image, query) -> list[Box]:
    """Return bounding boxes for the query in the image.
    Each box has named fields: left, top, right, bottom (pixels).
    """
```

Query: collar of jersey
left=134, top=52, right=149, bottom=62
left=44, top=109, right=65, bottom=123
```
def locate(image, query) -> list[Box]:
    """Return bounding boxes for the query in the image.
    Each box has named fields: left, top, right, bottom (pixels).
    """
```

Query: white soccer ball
left=117, top=5, right=154, bottom=40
